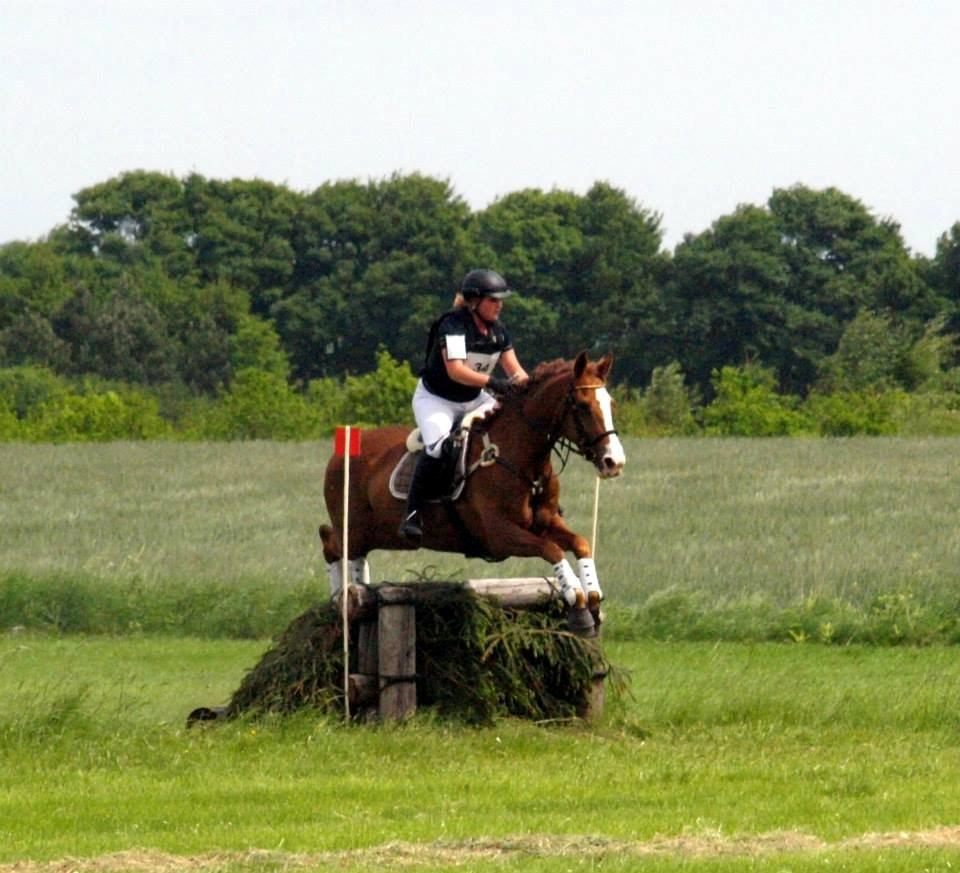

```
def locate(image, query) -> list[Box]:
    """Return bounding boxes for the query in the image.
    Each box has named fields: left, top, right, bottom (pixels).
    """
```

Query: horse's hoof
left=567, top=606, right=596, bottom=638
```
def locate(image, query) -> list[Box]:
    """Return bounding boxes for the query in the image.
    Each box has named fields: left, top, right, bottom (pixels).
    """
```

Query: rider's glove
left=486, top=375, right=514, bottom=395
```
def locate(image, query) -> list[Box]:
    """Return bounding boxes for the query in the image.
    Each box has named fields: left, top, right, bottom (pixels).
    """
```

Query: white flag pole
left=341, top=426, right=351, bottom=720
left=591, top=476, right=601, bottom=557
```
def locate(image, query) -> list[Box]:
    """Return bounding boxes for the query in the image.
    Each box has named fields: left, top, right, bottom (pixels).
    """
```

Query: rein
left=466, top=376, right=619, bottom=492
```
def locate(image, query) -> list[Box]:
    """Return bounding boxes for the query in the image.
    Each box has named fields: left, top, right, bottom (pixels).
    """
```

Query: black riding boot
left=399, top=453, right=446, bottom=543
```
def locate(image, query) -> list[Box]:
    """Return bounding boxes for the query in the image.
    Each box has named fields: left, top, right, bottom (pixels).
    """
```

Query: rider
left=399, top=268, right=530, bottom=543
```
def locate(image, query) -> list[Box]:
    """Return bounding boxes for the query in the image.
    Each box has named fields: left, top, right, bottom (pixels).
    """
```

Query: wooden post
left=357, top=618, right=379, bottom=675
left=377, top=585, right=417, bottom=721
left=579, top=669, right=606, bottom=722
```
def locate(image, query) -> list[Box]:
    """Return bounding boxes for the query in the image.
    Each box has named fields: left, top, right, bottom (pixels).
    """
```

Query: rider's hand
left=486, top=375, right=514, bottom=395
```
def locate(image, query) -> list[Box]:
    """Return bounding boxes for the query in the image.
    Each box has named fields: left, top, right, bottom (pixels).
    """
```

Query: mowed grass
left=2, top=438, right=960, bottom=639
left=3, top=633, right=960, bottom=871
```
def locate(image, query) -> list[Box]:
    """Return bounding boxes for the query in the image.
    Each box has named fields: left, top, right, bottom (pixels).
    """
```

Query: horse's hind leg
left=319, top=525, right=371, bottom=598
left=319, top=524, right=341, bottom=562
left=319, top=524, right=344, bottom=597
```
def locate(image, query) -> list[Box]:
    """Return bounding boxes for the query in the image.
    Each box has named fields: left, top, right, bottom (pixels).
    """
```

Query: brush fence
left=345, top=577, right=605, bottom=722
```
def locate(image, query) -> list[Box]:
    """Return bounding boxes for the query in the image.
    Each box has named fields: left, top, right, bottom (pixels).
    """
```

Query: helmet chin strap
left=470, top=300, right=498, bottom=328
left=470, top=297, right=497, bottom=327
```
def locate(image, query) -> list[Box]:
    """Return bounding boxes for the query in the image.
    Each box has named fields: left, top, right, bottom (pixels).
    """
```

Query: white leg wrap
left=577, top=557, right=602, bottom=600
left=327, top=560, right=343, bottom=599
left=554, top=559, right=584, bottom=607
left=349, top=558, right=370, bottom=587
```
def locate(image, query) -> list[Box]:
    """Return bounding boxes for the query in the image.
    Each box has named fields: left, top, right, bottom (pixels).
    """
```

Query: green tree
left=279, top=174, right=473, bottom=379
left=229, top=314, right=290, bottom=379
left=667, top=204, right=790, bottom=393
left=0, top=241, right=72, bottom=327
left=470, top=183, right=664, bottom=376
left=52, top=284, right=175, bottom=384
left=666, top=185, right=937, bottom=395
left=920, top=222, right=960, bottom=331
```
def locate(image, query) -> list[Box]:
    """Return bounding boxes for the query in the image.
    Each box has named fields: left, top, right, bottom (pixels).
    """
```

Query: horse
left=319, top=351, right=626, bottom=620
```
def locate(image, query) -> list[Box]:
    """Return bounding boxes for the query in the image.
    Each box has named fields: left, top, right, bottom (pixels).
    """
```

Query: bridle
left=462, top=373, right=619, bottom=497
left=547, top=381, right=619, bottom=470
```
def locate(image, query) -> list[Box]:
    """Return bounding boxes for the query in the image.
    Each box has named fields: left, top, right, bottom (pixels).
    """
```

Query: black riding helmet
left=460, top=269, right=513, bottom=300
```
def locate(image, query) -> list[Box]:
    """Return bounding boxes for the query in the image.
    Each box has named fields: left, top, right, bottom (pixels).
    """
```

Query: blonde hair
left=452, top=292, right=471, bottom=309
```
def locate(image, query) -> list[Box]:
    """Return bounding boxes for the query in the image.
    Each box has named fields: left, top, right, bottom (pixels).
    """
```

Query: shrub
left=198, top=368, right=323, bottom=440
left=803, top=390, right=901, bottom=436
left=610, top=384, right=645, bottom=436
left=703, top=365, right=810, bottom=436
left=0, top=365, right=69, bottom=419
left=640, top=361, right=700, bottom=435
left=0, top=396, right=20, bottom=439
left=25, top=387, right=170, bottom=442
left=305, top=377, right=347, bottom=436
left=890, top=391, right=960, bottom=436
left=229, top=314, right=291, bottom=380
left=342, top=347, right=417, bottom=427
left=817, top=309, right=905, bottom=392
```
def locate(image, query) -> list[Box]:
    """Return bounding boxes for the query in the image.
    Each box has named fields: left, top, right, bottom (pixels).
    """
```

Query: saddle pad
left=388, top=450, right=467, bottom=503
left=388, top=451, right=418, bottom=500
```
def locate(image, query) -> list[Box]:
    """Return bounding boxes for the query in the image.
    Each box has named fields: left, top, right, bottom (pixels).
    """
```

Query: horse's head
left=561, top=351, right=626, bottom=478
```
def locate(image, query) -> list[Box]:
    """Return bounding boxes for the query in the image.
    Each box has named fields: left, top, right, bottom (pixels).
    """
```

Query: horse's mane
left=529, top=358, right=573, bottom=383
left=477, top=358, right=573, bottom=429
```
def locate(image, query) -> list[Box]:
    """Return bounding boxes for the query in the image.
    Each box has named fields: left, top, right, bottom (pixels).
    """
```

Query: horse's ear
left=597, top=353, right=614, bottom=381
left=574, top=351, right=588, bottom=378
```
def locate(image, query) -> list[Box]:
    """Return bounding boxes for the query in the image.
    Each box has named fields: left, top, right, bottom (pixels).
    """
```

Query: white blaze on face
left=596, top=387, right=626, bottom=472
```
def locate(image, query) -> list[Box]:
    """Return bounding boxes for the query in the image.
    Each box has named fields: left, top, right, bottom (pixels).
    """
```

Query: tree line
left=2, top=169, right=959, bottom=404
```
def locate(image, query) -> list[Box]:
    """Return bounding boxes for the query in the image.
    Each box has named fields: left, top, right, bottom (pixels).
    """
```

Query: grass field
left=2, top=438, right=959, bottom=640
left=3, top=633, right=960, bottom=871
left=3, top=438, right=960, bottom=871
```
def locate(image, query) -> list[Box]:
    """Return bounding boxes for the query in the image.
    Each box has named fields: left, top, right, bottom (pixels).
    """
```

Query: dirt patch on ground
left=5, top=828, right=960, bottom=871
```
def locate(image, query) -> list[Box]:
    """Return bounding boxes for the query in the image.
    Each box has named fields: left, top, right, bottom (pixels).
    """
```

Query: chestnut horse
left=319, top=352, right=626, bottom=615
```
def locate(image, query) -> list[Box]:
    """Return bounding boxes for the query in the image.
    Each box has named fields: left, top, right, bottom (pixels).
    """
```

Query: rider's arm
left=499, top=348, right=529, bottom=386
left=443, top=352, right=491, bottom=388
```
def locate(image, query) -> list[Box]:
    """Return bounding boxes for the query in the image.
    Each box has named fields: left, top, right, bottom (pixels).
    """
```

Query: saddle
left=388, top=404, right=497, bottom=502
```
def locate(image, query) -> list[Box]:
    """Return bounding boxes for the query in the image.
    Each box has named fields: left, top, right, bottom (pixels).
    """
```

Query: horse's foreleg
left=319, top=526, right=372, bottom=598
left=541, top=516, right=604, bottom=613
left=480, top=520, right=586, bottom=609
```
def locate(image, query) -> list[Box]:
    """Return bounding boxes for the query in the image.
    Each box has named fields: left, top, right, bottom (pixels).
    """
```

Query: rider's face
left=476, top=297, right=503, bottom=322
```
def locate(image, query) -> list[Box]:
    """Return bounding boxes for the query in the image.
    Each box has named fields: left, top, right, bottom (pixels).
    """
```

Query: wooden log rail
left=344, top=576, right=561, bottom=622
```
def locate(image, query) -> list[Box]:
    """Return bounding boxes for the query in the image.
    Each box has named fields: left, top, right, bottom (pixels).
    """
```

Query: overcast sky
left=2, top=0, right=958, bottom=255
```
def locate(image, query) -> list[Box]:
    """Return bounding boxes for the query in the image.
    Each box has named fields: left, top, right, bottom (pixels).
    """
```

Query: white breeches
left=412, top=379, right=496, bottom=458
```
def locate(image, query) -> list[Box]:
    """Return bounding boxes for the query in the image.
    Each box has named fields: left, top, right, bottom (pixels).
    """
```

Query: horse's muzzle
left=597, top=454, right=624, bottom=478
left=595, top=433, right=626, bottom=478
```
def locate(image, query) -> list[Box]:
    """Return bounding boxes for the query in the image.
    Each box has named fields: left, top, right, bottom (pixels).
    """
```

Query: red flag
left=334, top=426, right=362, bottom=457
